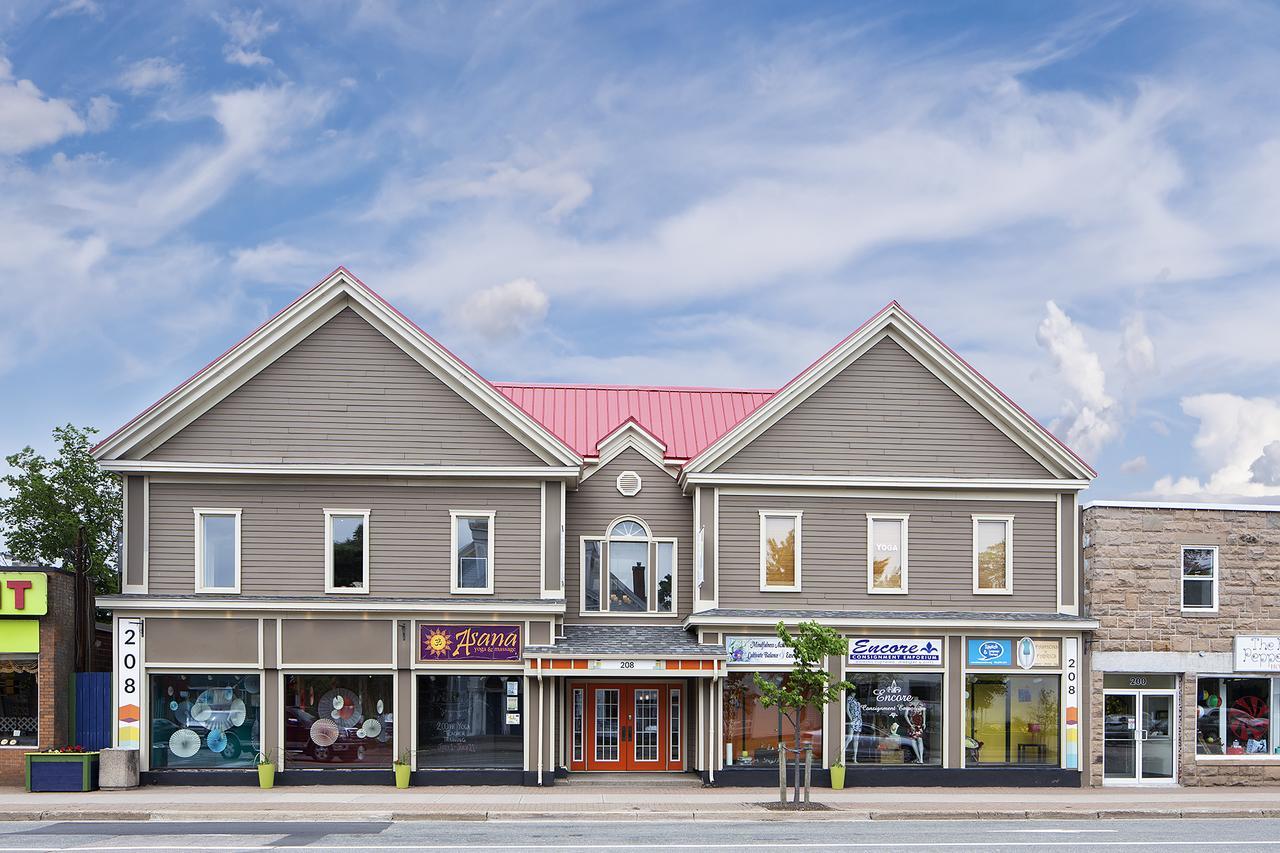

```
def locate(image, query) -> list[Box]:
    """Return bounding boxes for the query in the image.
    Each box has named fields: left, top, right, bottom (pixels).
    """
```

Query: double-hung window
left=325, top=509, right=369, bottom=593
left=1181, top=546, right=1218, bottom=612
left=759, top=511, right=802, bottom=592
left=867, top=513, right=909, bottom=594
left=581, top=518, right=676, bottom=614
left=451, top=511, right=495, bottom=594
left=194, top=508, right=241, bottom=593
left=972, top=515, right=1013, bottom=595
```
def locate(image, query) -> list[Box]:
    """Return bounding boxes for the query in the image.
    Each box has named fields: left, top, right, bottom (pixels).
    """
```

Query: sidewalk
left=1, top=783, right=1278, bottom=822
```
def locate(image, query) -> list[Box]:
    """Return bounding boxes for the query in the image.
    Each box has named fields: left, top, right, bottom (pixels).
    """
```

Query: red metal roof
left=494, top=383, right=775, bottom=461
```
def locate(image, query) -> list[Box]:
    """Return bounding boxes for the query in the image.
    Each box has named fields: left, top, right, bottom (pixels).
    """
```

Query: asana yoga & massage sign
left=419, top=624, right=521, bottom=662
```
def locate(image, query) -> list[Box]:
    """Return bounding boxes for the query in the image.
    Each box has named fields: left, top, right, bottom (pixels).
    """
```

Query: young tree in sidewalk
left=0, top=424, right=121, bottom=596
left=754, top=620, right=852, bottom=806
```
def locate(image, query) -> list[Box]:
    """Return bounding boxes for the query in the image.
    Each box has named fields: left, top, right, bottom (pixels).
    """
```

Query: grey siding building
left=97, top=268, right=1096, bottom=787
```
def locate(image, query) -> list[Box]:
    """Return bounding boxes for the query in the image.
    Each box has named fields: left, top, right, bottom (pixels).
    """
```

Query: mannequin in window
left=903, top=701, right=926, bottom=764
left=844, top=692, right=863, bottom=764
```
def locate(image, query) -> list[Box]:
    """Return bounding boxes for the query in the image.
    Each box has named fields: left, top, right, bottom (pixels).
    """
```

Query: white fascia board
left=681, top=473, right=1090, bottom=491
left=683, top=613, right=1099, bottom=631
left=93, top=269, right=582, bottom=468
left=581, top=421, right=676, bottom=481
left=683, top=306, right=1095, bottom=482
left=96, top=596, right=567, bottom=614
left=1083, top=500, right=1280, bottom=513
left=99, top=460, right=581, bottom=480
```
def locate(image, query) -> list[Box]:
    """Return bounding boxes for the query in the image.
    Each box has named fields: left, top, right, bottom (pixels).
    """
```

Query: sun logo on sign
left=424, top=628, right=452, bottom=658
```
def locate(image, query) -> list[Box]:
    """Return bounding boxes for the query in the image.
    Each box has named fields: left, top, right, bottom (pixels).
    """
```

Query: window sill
left=1195, top=754, right=1280, bottom=763
left=451, top=589, right=496, bottom=596
left=973, top=589, right=1014, bottom=596
left=759, top=587, right=803, bottom=593
left=1179, top=609, right=1219, bottom=616
left=576, top=611, right=679, bottom=618
left=868, top=589, right=910, bottom=595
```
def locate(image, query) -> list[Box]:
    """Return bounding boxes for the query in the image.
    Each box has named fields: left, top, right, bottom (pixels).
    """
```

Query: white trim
left=581, top=420, right=674, bottom=481
left=93, top=270, right=581, bottom=466
left=100, top=597, right=565, bottom=614
left=193, top=508, right=241, bottom=594
left=142, top=476, right=150, bottom=592
left=101, top=460, right=579, bottom=479
left=683, top=473, right=1088, bottom=491
left=578, top=520, right=679, bottom=616
left=1055, top=492, right=1063, bottom=614
left=1085, top=499, right=1280, bottom=513
left=559, top=481, right=566, bottom=595
left=711, top=488, right=720, bottom=610
left=323, top=508, right=370, bottom=594
left=866, top=513, right=909, bottom=595
left=615, top=470, right=643, bottom=496
left=972, top=515, right=1014, bottom=596
left=450, top=510, right=496, bottom=595
left=758, top=510, right=802, bottom=592
left=686, top=613, right=1098, bottom=630
left=682, top=310, right=1095, bottom=481
left=717, top=486, right=1057, bottom=502
left=539, top=483, right=547, bottom=598
left=1179, top=544, right=1219, bottom=614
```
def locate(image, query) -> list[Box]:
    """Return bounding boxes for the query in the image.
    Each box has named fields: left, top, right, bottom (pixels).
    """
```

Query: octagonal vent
left=616, top=470, right=643, bottom=496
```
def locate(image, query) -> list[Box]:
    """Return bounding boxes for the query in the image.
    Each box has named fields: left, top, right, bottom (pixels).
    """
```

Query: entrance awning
left=525, top=625, right=726, bottom=677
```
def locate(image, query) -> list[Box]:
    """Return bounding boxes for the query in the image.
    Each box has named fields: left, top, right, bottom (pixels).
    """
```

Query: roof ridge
left=493, top=381, right=776, bottom=394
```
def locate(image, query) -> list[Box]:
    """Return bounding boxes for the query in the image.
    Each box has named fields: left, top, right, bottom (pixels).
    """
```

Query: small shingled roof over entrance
left=525, top=625, right=725, bottom=658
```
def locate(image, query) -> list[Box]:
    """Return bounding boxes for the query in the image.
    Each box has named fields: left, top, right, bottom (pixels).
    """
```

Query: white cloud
left=0, top=57, right=86, bottom=154
left=1121, top=314, right=1156, bottom=374
left=85, top=95, right=118, bottom=132
left=118, top=58, right=183, bottom=94
left=1120, top=455, right=1148, bottom=474
left=1149, top=394, right=1280, bottom=498
left=1035, top=301, right=1119, bottom=458
left=1249, top=440, right=1280, bottom=486
left=231, top=240, right=317, bottom=283
left=216, top=9, right=280, bottom=68
left=49, top=0, right=101, bottom=19
left=447, top=278, right=550, bottom=339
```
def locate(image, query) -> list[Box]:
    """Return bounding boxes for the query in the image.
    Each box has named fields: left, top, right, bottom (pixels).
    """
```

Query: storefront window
left=845, top=673, right=942, bottom=766
left=284, top=674, right=394, bottom=769
left=1196, top=677, right=1273, bottom=755
left=965, top=674, right=1060, bottom=766
left=150, top=673, right=260, bottom=769
left=722, top=671, right=822, bottom=766
left=416, top=675, right=522, bottom=768
left=0, top=659, right=38, bottom=747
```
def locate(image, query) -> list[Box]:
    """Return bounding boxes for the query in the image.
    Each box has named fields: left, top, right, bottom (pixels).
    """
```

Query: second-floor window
left=1181, top=546, right=1218, bottom=612
left=867, top=513, right=909, bottom=594
left=194, top=508, right=241, bottom=594
left=972, top=516, right=1013, bottom=595
left=582, top=518, right=675, bottom=613
left=451, top=511, right=495, bottom=594
left=325, top=509, right=369, bottom=593
left=759, top=511, right=802, bottom=592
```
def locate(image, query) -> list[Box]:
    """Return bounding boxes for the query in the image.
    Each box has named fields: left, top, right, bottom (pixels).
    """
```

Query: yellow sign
left=0, top=573, right=46, bottom=616
left=0, top=620, right=39, bottom=653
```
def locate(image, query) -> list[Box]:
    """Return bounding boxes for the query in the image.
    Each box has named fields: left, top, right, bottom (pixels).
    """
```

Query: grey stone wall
left=1083, top=505, right=1280, bottom=786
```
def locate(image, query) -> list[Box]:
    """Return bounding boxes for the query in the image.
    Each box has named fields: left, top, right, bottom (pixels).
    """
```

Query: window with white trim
left=581, top=517, right=676, bottom=613
left=194, top=508, right=241, bottom=593
left=325, top=509, right=369, bottom=593
left=451, top=511, right=495, bottom=594
left=1181, top=546, right=1218, bottom=612
left=972, top=515, right=1013, bottom=595
left=1195, top=676, right=1274, bottom=755
left=867, top=513, right=908, bottom=594
left=759, top=511, right=801, bottom=592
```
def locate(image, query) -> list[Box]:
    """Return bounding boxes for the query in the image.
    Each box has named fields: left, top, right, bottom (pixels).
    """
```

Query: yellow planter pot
left=257, top=763, right=275, bottom=789
left=394, top=763, right=411, bottom=789
left=830, top=764, right=846, bottom=790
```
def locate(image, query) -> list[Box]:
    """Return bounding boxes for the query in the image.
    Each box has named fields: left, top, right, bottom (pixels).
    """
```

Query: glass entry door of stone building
left=1103, top=686, right=1177, bottom=784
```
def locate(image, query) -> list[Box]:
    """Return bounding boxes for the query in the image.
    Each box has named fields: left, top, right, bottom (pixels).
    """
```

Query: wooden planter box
left=25, top=753, right=100, bottom=792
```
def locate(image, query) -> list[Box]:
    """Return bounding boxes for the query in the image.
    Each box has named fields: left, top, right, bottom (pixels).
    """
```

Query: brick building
left=1083, top=501, right=1280, bottom=786
left=0, top=568, right=76, bottom=785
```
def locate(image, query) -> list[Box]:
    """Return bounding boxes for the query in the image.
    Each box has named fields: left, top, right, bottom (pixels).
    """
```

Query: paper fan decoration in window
left=228, top=698, right=247, bottom=727
left=169, top=728, right=201, bottom=759
left=189, top=699, right=213, bottom=723
left=206, top=728, right=228, bottom=754
left=360, top=718, right=382, bottom=739
left=309, top=717, right=340, bottom=747
left=318, top=688, right=363, bottom=727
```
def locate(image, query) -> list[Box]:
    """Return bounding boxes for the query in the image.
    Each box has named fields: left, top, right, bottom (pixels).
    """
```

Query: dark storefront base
left=710, top=766, right=1082, bottom=788
left=143, top=768, right=535, bottom=786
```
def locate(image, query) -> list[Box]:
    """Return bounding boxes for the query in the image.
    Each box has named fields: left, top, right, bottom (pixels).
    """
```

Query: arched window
left=582, top=517, right=676, bottom=615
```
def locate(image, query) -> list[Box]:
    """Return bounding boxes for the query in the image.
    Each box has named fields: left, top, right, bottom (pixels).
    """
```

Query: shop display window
left=284, top=674, right=394, bottom=769
left=722, top=671, right=822, bottom=765
left=150, top=673, right=260, bottom=769
left=845, top=672, right=942, bottom=766
left=416, top=675, right=523, bottom=768
left=965, top=674, right=1060, bottom=766
left=0, top=659, right=38, bottom=747
left=1195, top=676, right=1273, bottom=756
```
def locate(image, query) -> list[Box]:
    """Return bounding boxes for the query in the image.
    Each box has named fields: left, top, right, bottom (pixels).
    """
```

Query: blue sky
left=1, top=0, right=1279, bottom=500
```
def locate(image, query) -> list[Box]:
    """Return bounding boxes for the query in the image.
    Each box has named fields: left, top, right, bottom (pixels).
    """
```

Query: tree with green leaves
left=753, top=620, right=852, bottom=805
left=0, top=424, right=121, bottom=596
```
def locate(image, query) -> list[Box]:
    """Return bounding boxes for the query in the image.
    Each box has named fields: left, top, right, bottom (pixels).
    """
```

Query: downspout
left=708, top=668, right=719, bottom=785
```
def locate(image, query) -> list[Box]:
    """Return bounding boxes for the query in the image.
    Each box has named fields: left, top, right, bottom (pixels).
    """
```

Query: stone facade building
left=1083, top=501, right=1280, bottom=786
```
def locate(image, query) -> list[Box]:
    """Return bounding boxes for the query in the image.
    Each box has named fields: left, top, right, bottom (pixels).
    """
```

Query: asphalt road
left=0, top=818, right=1277, bottom=852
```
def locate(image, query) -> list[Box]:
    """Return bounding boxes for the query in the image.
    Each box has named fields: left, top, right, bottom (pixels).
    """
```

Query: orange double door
left=568, top=681, right=684, bottom=771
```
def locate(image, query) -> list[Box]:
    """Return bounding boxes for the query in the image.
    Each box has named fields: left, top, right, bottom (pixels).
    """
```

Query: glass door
left=590, top=687, right=624, bottom=770
left=632, top=688, right=661, bottom=768
left=1103, top=692, right=1137, bottom=781
left=1140, top=692, right=1176, bottom=781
